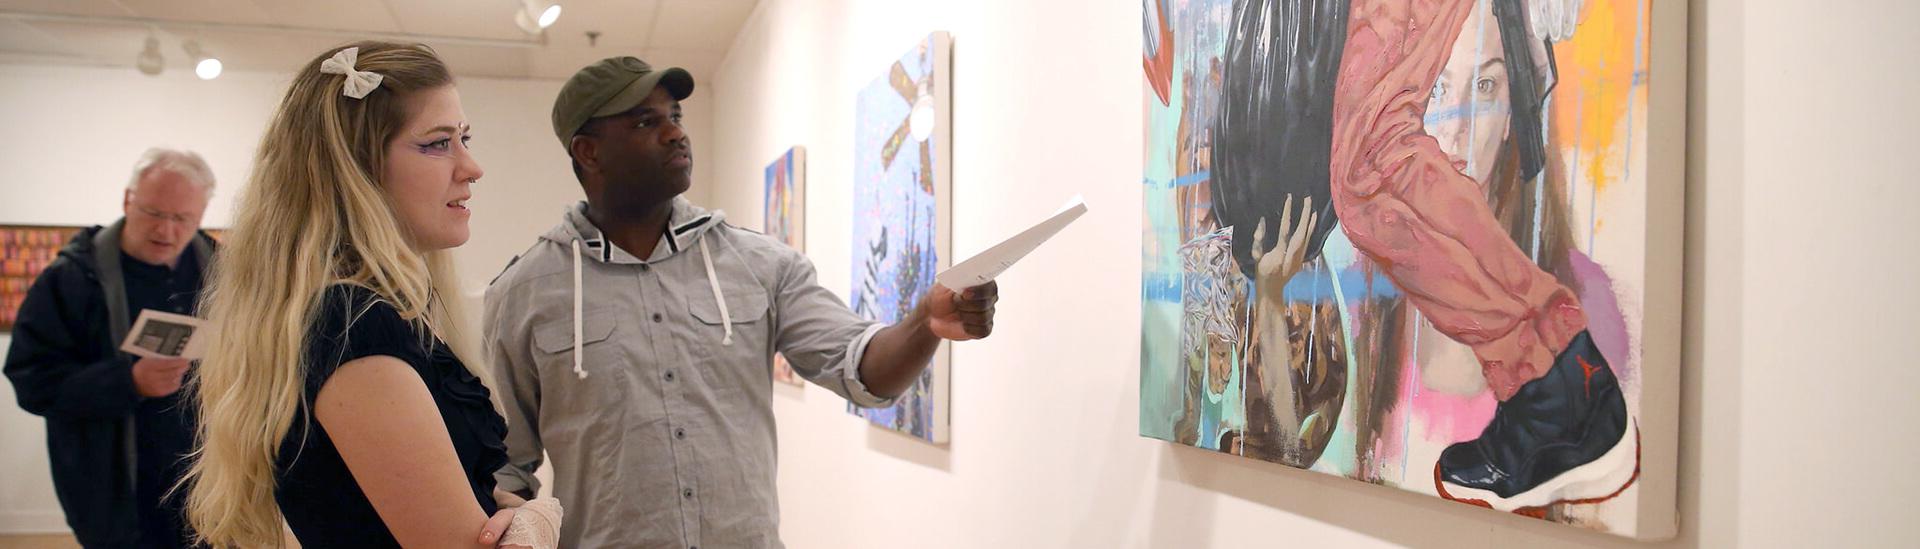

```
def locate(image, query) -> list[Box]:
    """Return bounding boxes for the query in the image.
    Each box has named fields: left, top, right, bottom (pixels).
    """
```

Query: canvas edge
left=1631, top=0, right=1688, bottom=541
left=1134, top=26, right=1160, bottom=442
left=928, top=30, right=955, bottom=445
left=792, top=146, right=808, bottom=254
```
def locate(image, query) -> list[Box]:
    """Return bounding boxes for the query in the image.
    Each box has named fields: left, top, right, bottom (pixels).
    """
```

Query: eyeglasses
left=135, top=205, right=196, bottom=225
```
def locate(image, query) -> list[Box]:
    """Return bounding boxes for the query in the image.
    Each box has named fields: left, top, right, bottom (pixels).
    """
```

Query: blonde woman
left=180, top=42, right=559, bottom=548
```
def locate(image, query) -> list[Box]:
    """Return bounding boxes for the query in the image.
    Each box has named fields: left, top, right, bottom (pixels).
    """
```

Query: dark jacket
left=3, top=219, right=214, bottom=547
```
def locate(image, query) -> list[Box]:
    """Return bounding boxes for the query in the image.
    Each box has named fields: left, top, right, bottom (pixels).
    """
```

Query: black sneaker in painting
left=1434, top=331, right=1640, bottom=515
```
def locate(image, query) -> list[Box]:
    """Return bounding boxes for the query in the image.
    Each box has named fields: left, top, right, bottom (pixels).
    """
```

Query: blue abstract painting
left=849, top=32, right=952, bottom=443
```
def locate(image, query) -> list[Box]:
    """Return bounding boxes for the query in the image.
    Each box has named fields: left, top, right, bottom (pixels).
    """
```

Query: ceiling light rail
left=0, top=9, right=549, bottom=49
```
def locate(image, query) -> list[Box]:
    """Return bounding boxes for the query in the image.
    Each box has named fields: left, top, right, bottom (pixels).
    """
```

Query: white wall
left=706, top=0, right=1920, bottom=548
left=0, top=59, right=712, bottom=533
left=1733, top=1, right=1920, bottom=545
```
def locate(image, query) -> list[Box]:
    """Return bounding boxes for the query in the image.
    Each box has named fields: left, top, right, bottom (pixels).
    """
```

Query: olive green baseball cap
left=551, top=56, right=694, bottom=147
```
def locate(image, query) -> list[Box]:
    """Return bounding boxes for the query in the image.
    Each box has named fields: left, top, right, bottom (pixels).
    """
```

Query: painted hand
left=1250, top=194, right=1320, bottom=304
left=928, top=281, right=998, bottom=341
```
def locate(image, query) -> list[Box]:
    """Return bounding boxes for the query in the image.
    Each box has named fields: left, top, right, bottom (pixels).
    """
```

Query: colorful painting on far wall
left=1140, top=0, right=1679, bottom=538
left=849, top=31, right=953, bottom=444
left=1, top=225, right=85, bottom=332
left=764, top=146, right=808, bottom=387
left=3, top=225, right=228, bottom=332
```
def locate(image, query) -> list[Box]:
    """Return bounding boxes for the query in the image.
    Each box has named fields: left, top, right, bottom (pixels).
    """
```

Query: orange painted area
left=1549, top=0, right=1648, bottom=194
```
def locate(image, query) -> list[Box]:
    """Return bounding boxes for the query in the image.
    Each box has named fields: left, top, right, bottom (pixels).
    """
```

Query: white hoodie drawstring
left=699, top=238, right=733, bottom=345
left=571, top=222, right=727, bottom=381
left=571, top=239, right=588, bottom=379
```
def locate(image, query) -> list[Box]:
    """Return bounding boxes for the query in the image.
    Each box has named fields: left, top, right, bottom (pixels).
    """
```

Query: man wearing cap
left=483, top=57, right=999, bottom=547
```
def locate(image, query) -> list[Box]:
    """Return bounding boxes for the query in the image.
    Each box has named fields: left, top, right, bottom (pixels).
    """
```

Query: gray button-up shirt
left=484, top=200, right=895, bottom=548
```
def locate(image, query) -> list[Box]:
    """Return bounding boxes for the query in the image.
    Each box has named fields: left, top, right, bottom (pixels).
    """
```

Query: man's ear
left=569, top=134, right=598, bottom=174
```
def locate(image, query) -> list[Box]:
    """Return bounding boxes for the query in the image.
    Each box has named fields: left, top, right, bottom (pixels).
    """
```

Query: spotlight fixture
left=183, top=40, right=221, bottom=80
left=514, top=1, right=563, bottom=34
left=136, top=35, right=164, bottom=76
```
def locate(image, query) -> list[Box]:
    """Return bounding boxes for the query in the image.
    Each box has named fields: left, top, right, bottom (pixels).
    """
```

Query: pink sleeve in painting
left=1328, top=0, right=1586, bottom=399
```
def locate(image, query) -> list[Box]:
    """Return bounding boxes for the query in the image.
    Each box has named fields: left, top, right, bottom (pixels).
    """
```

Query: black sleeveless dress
left=273, top=285, right=508, bottom=548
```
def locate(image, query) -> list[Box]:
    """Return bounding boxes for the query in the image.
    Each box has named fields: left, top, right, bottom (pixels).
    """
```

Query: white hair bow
left=319, top=47, right=385, bottom=99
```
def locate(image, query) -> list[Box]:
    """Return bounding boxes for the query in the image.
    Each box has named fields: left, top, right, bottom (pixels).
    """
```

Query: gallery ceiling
left=0, top=0, right=758, bottom=81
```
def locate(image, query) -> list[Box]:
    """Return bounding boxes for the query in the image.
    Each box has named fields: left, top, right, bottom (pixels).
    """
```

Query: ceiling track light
left=183, top=40, right=221, bottom=80
left=514, top=1, right=563, bottom=35
left=136, top=34, right=163, bottom=76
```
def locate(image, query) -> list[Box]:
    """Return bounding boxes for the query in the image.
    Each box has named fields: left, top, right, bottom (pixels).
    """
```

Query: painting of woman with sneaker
left=1141, top=0, right=1662, bottom=536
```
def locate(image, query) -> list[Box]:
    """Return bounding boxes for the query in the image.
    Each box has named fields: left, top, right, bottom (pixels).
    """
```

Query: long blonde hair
left=180, top=41, right=485, bottom=547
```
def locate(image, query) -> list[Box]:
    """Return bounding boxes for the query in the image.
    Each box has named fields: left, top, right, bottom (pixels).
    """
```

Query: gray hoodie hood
left=539, top=197, right=726, bottom=264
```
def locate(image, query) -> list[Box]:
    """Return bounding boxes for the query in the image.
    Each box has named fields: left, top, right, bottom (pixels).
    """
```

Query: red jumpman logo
left=1578, top=356, right=1603, bottom=398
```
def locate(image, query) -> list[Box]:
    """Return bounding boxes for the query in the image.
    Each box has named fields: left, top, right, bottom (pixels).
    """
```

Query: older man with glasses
left=5, top=148, right=219, bottom=548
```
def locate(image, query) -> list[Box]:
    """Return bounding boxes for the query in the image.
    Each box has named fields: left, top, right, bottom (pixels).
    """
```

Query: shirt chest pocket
left=684, top=288, right=770, bottom=340
left=530, top=307, right=635, bottom=408
left=683, top=289, right=773, bottom=389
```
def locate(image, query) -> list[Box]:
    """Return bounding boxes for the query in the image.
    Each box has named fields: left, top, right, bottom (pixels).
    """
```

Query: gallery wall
left=0, top=0, right=1913, bottom=545
left=705, top=0, right=1920, bottom=547
left=0, top=61, right=711, bottom=533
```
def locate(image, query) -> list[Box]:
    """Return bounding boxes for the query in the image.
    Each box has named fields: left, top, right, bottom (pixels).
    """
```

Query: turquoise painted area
left=1143, top=203, right=1183, bottom=274
left=1139, top=63, right=1184, bottom=432
left=1139, top=293, right=1184, bottom=440
left=1141, top=271, right=1182, bottom=303
left=1138, top=0, right=1277, bottom=452
left=1143, top=171, right=1212, bottom=189
left=1140, top=44, right=1185, bottom=430
left=1139, top=186, right=1186, bottom=439
left=1143, top=76, right=1180, bottom=186
left=1304, top=230, right=1365, bottom=475
left=1138, top=29, right=1189, bottom=439
left=1194, top=342, right=1247, bottom=450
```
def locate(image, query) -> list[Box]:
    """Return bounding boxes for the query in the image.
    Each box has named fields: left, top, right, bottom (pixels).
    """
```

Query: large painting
left=1, top=225, right=84, bottom=332
left=765, top=146, right=808, bottom=387
left=1139, top=0, right=1680, bottom=538
left=849, top=32, right=954, bottom=444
